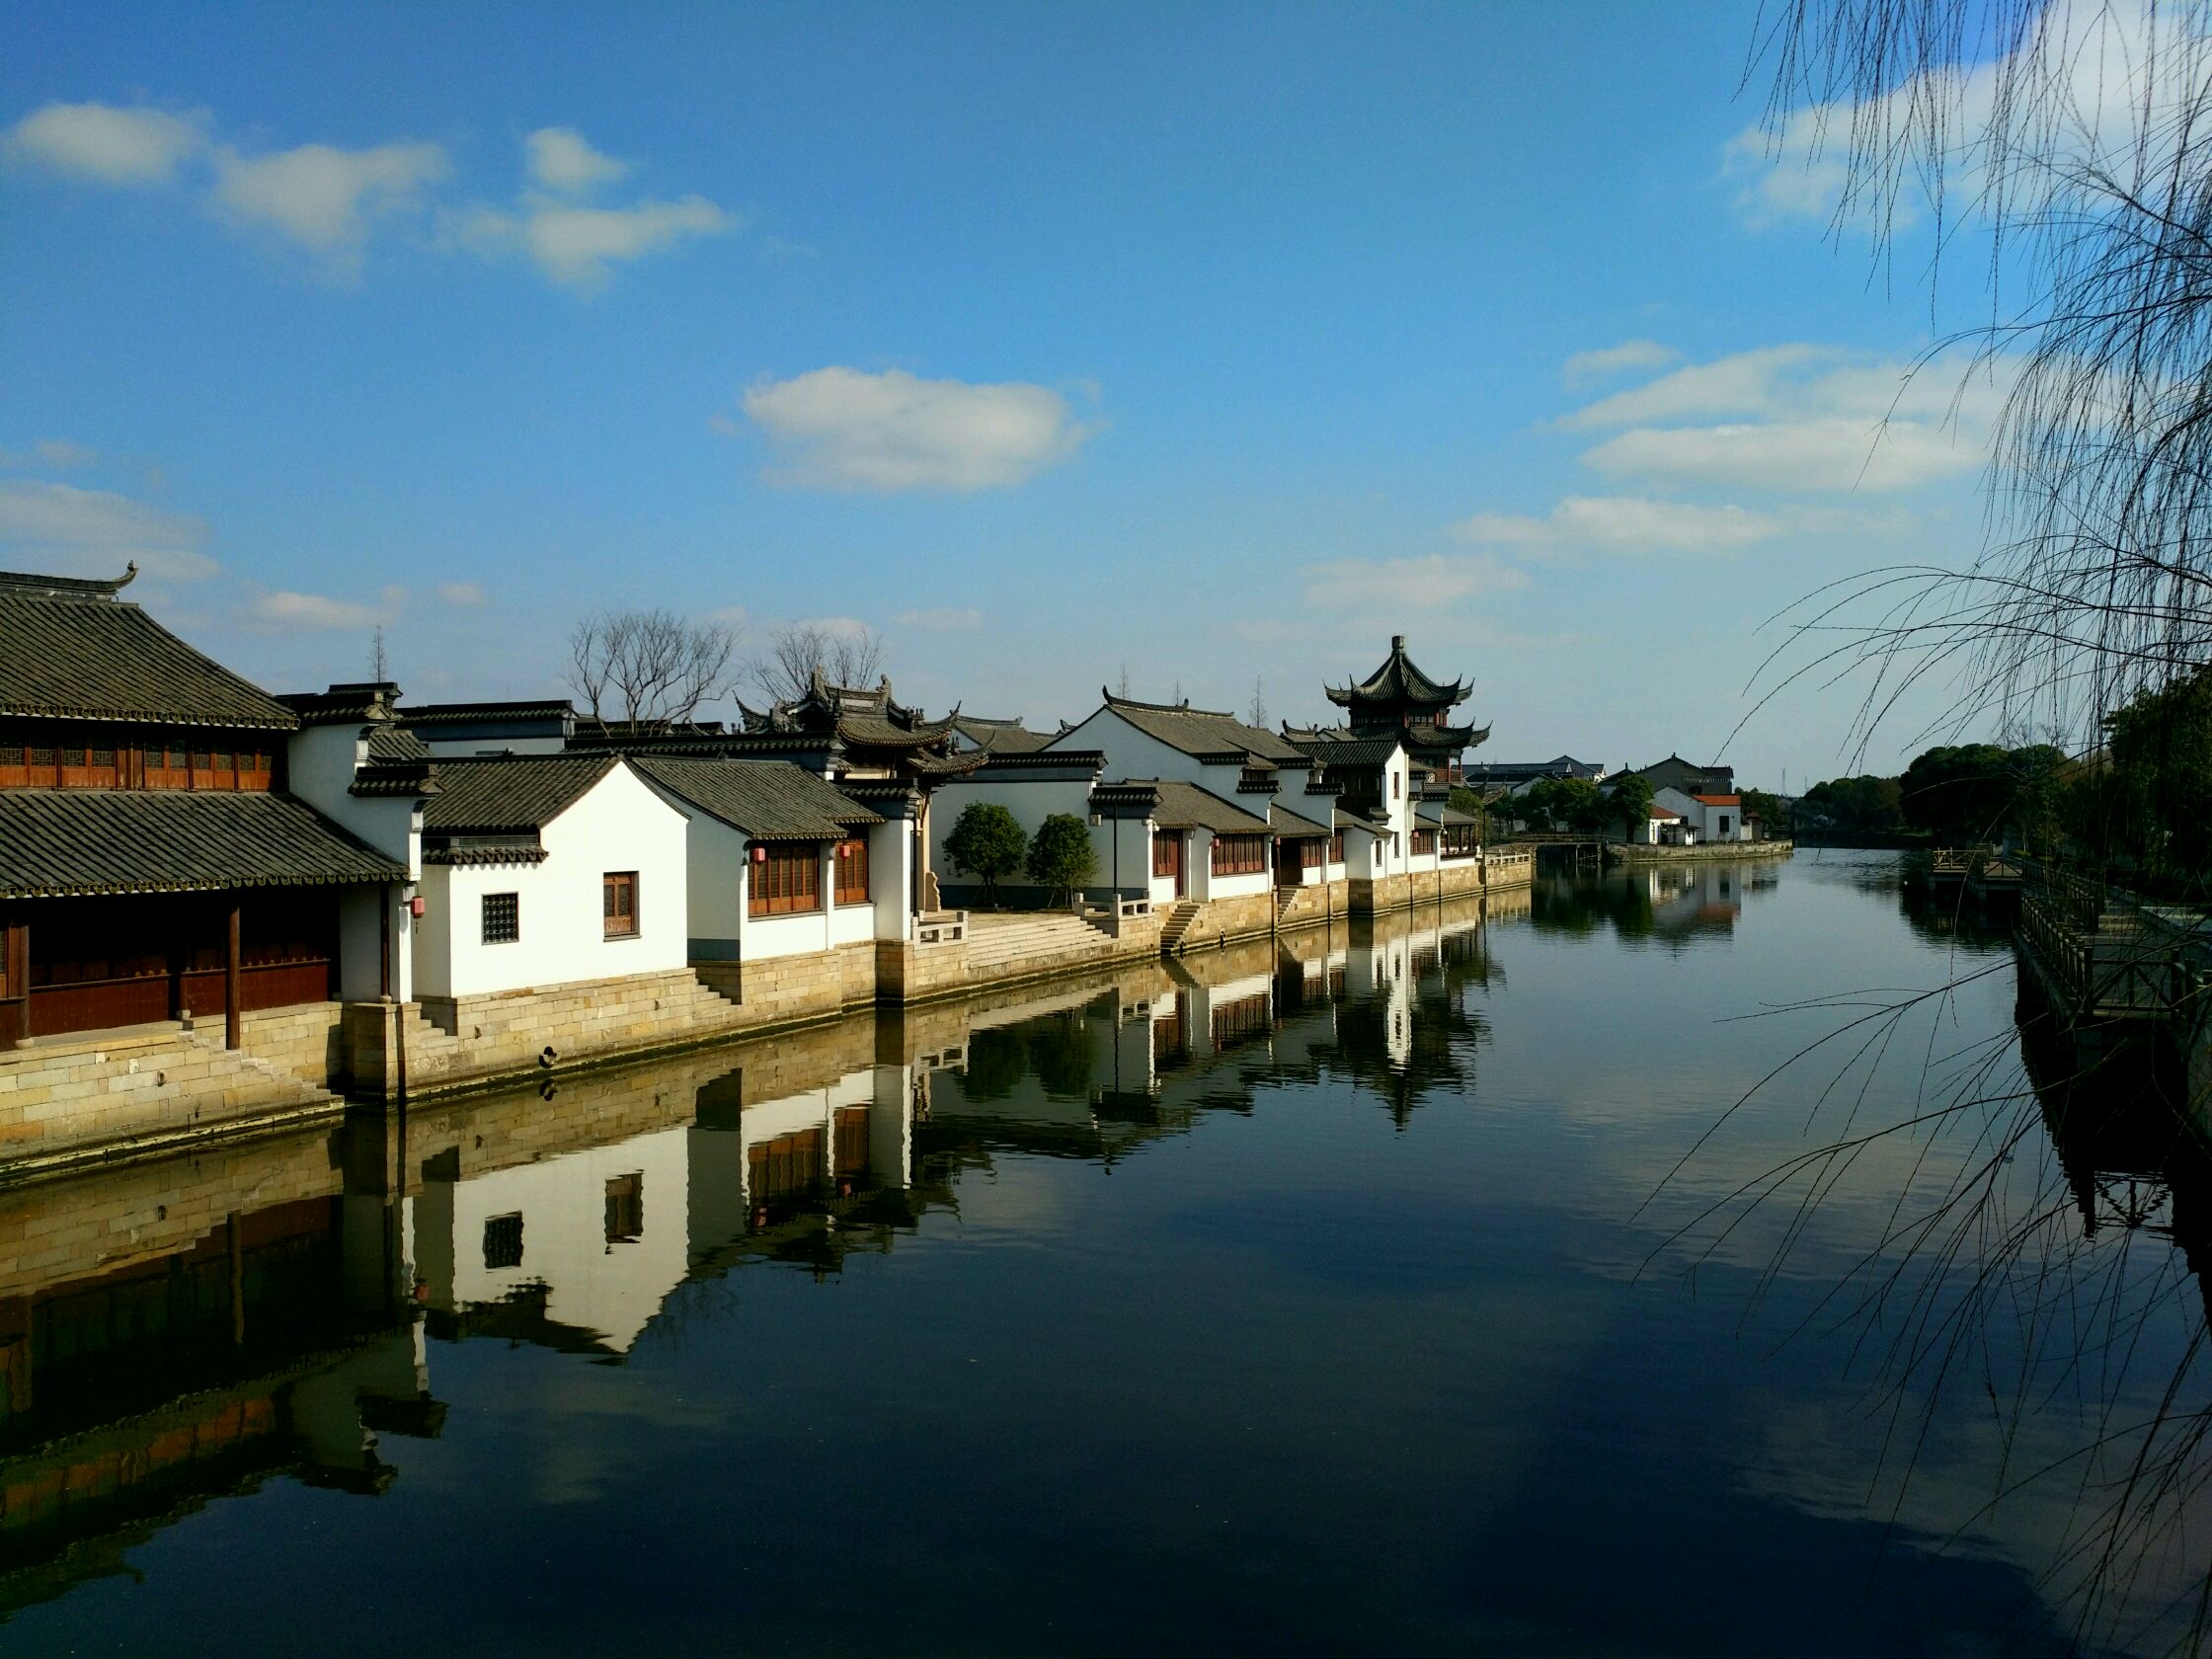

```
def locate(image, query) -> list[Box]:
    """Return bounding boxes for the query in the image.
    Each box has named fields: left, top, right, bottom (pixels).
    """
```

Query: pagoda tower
left=1322, top=635, right=1489, bottom=770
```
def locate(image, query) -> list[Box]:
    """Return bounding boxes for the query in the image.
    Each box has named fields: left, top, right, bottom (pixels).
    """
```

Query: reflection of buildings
left=410, top=1040, right=922, bottom=1354
left=0, top=888, right=1524, bottom=1612
left=0, top=1130, right=434, bottom=1615
left=1531, top=860, right=1771, bottom=947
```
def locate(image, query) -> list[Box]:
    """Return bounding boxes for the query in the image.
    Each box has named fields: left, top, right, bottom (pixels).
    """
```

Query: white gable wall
left=416, top=761, right=687, bottom=999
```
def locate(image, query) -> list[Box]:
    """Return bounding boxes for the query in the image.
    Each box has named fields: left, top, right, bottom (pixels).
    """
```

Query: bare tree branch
left=750, top=621, right=887, bottom=705
left=562, top=607, right=740, bottom=724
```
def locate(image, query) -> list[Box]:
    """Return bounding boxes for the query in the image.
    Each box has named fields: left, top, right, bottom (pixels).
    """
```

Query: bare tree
left=750, top=621, right=887, bottom=705
left=1117, top=662, right=1132, bottom=696
left=1246, top=676, right=1268, bottom=728
left=564, top=608, right=740, bottom=725
left=1746, top=2, right=2212, bottom=758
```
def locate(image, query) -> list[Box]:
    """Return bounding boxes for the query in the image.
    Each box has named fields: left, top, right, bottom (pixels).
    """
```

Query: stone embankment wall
left=0, top=1121, right=344, bottom=1296
left=1612, top=840, right=1794, bottom=863
left=0, top=1026, right=343, bottom=1181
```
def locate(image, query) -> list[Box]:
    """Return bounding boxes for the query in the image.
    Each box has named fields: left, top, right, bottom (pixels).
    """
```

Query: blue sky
left=0, top=2, right=2009, bottom=785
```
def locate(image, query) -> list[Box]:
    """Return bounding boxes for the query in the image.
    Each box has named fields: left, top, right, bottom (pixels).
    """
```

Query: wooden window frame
left=1328, top=831, right=1344, bottom=864
left=749, top=844, right=823, bottom=918
left=1411, top=828, right=1437, bottom=857
left=603, top=871, right=640, bottom=939
left=1210, top=833, right=1268, bottom=877
left=832, top=836, right=870, bottom=907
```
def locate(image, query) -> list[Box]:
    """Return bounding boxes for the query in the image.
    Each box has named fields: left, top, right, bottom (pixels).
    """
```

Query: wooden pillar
left=6, top=916, right=28, bottom=1044
left=224, top=898, right=242, bottom=1050
left=226, top=1211, right=246, bottom=1346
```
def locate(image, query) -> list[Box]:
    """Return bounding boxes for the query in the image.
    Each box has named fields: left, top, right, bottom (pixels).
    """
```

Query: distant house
left=1464, top=755, right=1609, bottom=796
left=1653, top=786, right=1748, bottom=843
left=1633, top=754, right=1735, bottom=798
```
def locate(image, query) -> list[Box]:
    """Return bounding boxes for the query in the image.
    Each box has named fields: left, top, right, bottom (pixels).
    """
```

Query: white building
left=630, top=754, right=912, bottom=967
left=413, top=753, right=690, bottom=999
left=1653, top=786, right=1750, bottom=843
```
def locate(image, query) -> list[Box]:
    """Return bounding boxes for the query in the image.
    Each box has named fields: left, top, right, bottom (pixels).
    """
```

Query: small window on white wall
left=483, top=892, right=519, bottom=944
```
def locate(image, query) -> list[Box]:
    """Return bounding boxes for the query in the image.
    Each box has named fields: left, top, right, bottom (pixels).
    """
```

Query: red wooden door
left=1152, top=832, right=1185, bottom=897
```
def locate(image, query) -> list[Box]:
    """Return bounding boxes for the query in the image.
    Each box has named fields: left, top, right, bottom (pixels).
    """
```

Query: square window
left=482, top=892, right=519, bottom=944
left=483, top=1212, right=524, bottom=1270
left=603, top=871, right=639, bottom=938
left=604, top=1173, right=643, bottom=1243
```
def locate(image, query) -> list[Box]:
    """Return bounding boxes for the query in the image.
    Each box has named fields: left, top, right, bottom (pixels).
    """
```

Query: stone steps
left=1158, top=901, right=1203, bottom=954
left=962, top=912, right=1116, bottom=970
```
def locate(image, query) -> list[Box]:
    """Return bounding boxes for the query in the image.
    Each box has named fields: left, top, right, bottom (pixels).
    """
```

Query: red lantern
left=409, top=895, right=426, bottom=917
left=751, top=844, right=766, bottom=863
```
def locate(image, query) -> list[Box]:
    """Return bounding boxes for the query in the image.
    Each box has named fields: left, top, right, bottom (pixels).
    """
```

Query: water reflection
left=1531, top=860, right=1776, bottom=946
left=0, top=862, right=2204, bottom=1656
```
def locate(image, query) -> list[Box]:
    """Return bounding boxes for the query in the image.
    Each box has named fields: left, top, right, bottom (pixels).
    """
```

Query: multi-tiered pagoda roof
left=1317, top=635, right=1489, bottom=765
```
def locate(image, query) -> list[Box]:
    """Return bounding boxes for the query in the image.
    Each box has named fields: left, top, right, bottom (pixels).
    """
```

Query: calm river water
left=3, top=853, right=2207, bottom=1657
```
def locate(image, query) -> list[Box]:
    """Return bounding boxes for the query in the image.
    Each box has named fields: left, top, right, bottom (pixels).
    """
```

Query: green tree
left=1609, top=773, right=1655, bottom=837
left=1899, top=744, right=2071, bottom=841
left=1801, top=774, right=1904, bottom=834
left=1524, top=775, right=1603, bottom=830
left=1025, top=812, right=1098, bottom=907
left=944, top=801, right=1026, bottom=905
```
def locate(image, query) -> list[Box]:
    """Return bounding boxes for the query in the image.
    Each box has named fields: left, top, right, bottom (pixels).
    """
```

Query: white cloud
left=526, top=127, right=628, bottom=194
left=1300, top=552, right=1528, bottom=612
left=740, top=366, right=1090, bottom=491
left=1562, top=341, right=1680, bottom=386
left=1582, top=418, right=1985, bottom=492
left=250, top=590, right=388, bottom=629
left=1723, top=0, right=2174, bottom=228
left=897, top=606, right=984, bottom=631
left=211, top=140, right=449, bottom=262
left=0, top=480, right=216, bottom=581
left=1564, top=344, right=1838, bottom=429
left=5, top=102, right=204, bottom=185
left=1453, top=496, right=1781, bottom=555
left=34, top=438, right=96, bottom=467
left=435, top=581, right=485, bottom=606
left=459, top=195, right=731, bottom=288
left=1558, top=345, right=2007, bottom=494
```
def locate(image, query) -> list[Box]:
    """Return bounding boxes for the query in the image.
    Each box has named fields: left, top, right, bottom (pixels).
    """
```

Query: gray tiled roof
left=366, top=725, right=431, bottom=762
left=421, top=754, right=618, bottom=833
left=0, top=578, right=297, bottom=730
left=1286, top=734, right=1403, bottom=768
left=1267, top=800, right=1333, bottom=838
left=632, top=755, right=884, bottom=841
left=952, top=715, right=1052, bottom=753
left=1123, top=778, right=1270, bottom=834
left=1324, top=636, right=1468, bottom=707
left=1091, top=692, right=1307, bottom=764
left=0, top=789, right=404, bottom=898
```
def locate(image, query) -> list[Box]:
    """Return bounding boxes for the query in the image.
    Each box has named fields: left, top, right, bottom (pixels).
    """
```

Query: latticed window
left=603, top=871, right=639, bottom=938
left=483, top=1213, right=524, bottom=1270
left=1411, top=829, right=1436, bottom=856
left=1329, top=831, right=1344, bottom=863
left=750, top=844, right=821, bottom=917
left=833, top=837, right=869, bottom=906
left=1211, top=833, right=1267, bottom=876
left=1300, top=838, right=1324, bottom=869
left=482, top=892, right=519, bottom=944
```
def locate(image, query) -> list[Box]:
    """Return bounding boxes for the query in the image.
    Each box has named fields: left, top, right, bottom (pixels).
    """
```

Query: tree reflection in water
left=1652, top=876, right=2212, bottom=1658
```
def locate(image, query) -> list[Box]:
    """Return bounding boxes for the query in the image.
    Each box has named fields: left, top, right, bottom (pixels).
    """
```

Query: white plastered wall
left=416, top=761, right=688, bottom=998
left=285, top=721, right=422, bottom=1000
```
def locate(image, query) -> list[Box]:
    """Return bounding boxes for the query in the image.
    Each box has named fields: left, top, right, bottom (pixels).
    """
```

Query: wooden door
left=1152, top=831, right=1185, bottom=897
